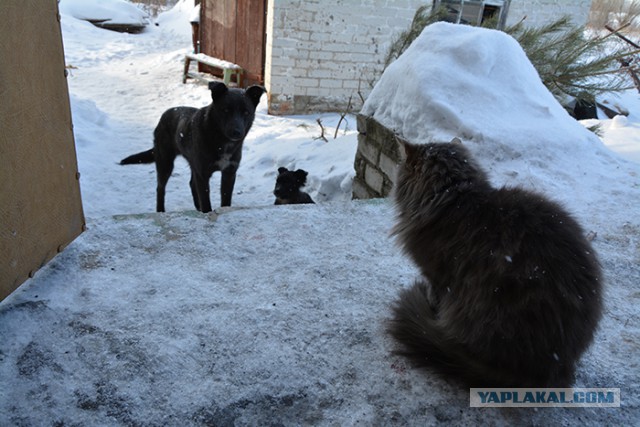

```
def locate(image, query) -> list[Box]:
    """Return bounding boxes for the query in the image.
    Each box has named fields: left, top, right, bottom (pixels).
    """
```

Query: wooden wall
left=0, top=0, right=85, bottom=301
left=200, top=0, right=267, bottom=86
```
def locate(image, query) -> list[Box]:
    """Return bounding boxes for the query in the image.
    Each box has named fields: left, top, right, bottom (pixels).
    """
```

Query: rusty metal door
left=200, top=0, right=266, bottom=86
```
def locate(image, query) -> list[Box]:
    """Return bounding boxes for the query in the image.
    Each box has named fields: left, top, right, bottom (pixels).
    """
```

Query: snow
left=60, top=0, right=356, bottom=218
left=363, top=22, right=640, bottom=236
left=1, top=2, right=639, bottom=425
left=585, top=91, right=640, bottom=164
left=58, top=0, right=149, bottom=26
left=362, top=22, right=570, bottom=146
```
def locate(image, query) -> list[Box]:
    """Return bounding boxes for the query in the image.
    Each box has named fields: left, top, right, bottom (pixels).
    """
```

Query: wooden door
left=0, top=0, right=85, bottom=301
left=200, top=0, right=266, bottom=86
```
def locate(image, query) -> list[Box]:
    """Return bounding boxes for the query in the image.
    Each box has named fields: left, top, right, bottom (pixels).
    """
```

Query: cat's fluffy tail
left=388, top=280, right=516, bottom=387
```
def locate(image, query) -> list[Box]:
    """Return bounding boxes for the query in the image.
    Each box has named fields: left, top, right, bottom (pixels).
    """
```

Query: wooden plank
left=0, top=0, right=85, bottom=301
left=235, top=0, right=266, bottom=85
left=183, top=53, right=243, bottom=86
left=186, top=53, right=242, bottom=70
left=200, top=0, right=266, bottom=86
left=223, top=0, right=237, bottom=62
left=200, top=0, right=228, bottom=77
left=203, top=0, right=237, bottom=63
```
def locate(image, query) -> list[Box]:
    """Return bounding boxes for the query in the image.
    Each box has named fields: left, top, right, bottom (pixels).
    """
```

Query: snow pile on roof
left=362, top=22, right=640, bottom=233
left=156, top=0, right=199, bottom=35
left=59, top=0, right=149, bottom=26
left=189, top=4, right=201, bottom=24
left=363, top=22, right=581, bottom=147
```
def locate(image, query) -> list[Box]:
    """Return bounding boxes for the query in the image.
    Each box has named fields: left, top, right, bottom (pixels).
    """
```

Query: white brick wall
left=507, top=0, right=592, bottom=28
left=265, top=0, right=425, bottom=114
left=265, top=0, right=593, bottom=115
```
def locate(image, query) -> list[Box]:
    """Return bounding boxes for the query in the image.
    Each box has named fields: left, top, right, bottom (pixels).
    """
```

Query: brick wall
left=353, top=114, right=403, bottom=200
left=265, top=0, right=424, bottom=115
left=265, top=0, right=593, bottom=117
left=507, top=0, right=593, bottom=28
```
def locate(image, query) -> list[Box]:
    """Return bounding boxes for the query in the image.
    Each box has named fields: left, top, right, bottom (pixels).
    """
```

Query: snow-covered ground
left=1, top=1, right=639, bottom=425
left=61, top=0, right=357, bottom=219
left=58, top=1, right=640, bottom=220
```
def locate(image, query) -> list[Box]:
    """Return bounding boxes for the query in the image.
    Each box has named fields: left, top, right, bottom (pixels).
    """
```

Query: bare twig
left=357, top=78, right=365, bottom=104
left=334, top=95, right=353, bottom=139
left=314, top=118, right=328, bottom=142
left=604, top=24, right=640, bottom=92
left=604, top=24, right=637, bottom=47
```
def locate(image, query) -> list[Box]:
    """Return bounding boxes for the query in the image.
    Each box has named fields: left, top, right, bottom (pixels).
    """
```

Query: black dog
left=273, top=167, right=315, bottom=205
left=120, top=81, right=265, bottom=212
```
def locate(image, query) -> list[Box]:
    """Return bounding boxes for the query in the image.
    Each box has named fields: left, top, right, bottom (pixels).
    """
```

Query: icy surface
left=1, top=202, right=638, bottom=425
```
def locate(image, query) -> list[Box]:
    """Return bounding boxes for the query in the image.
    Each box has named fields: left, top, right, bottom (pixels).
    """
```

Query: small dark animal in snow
left=273, top=167, right=315, bottom=205
left=120, top=81, right=265, bottom=212
left=388, top=138, right=603, bottom=387
left=573, top=98, right=598, bottom=120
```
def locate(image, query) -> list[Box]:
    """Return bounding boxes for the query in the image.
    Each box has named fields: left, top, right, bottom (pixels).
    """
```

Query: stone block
left=364, top=165, right=384, bottom=195
left=357, top=135, right=379, bottom=165
left=351, top=177, right=372, bottom=200
left=378, top=152, right=398, bottom=181
left=356, top=114, right=367, bottom=134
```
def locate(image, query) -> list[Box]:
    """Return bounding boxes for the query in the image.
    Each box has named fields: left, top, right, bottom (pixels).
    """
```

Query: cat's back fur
left=389, top=140, right=603, bottom=387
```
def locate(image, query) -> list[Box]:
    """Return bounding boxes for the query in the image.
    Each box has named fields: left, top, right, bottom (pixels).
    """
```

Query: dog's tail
left=120, top=149, right=154, bottom=165
left=388, top=280, right=519, bottom=387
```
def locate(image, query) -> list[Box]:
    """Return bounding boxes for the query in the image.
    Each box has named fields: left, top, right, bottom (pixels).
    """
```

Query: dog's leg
left=189, top=175, right=200, bottom=211
left=154, top=148, right=176, bottom=213
left=193, top=172, right=213, bottom=213
left=153, top=119, right=179, bottom=212
left=220, top=169, right=237, bottom=207
left=156, top=162, right=173, bottom=212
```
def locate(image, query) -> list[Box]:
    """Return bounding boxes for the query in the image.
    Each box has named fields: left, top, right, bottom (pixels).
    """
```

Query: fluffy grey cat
left=388, top=139, right=603, bottom=387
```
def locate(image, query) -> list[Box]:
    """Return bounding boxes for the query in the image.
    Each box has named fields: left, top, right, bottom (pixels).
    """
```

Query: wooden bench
left=183, top=53, right=243, bottom=86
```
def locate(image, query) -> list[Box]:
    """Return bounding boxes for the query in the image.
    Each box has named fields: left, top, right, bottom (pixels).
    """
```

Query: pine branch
left=506, top=15, right=639, bottom=102
left=382, top=7, right=639, bottom=106
left=383, top=5, right=448, bottom=68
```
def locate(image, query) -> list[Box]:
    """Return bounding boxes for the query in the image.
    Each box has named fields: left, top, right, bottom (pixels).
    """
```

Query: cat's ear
left=396, top=136, right=416, bottom=160
left=451, top=137, right=462, bottom=145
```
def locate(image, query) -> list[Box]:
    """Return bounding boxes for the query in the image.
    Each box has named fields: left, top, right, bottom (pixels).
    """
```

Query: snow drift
left=362, top=22, right=640, bottom=234
left=59, top=0, right=149, bottom=26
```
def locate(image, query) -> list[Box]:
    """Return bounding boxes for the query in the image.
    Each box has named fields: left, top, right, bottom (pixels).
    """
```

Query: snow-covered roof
left=59, top=0, right=149, bottom=26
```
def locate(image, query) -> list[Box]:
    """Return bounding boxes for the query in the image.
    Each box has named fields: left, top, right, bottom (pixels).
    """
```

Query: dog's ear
left=209, top=81, right=228, bottom=101
left=278, top=167, right=288, bottom=174
left=245, top=85, right=266, bottom=107
left=294, top=169, right=308, bottom=185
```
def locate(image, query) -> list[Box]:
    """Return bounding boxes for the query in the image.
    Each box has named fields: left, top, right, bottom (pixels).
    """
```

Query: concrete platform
left=1, top=201, right=637, bottom=425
